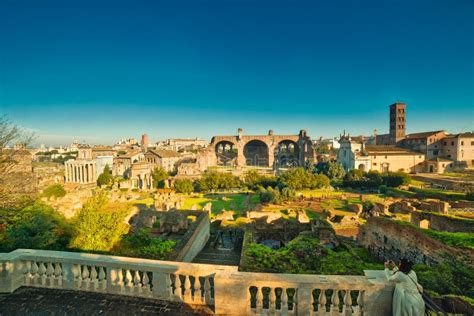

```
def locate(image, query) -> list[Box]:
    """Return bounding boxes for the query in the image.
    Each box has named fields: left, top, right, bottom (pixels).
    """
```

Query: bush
left=383, top=172, right=411, bottom=187
left=257, top=186, right=297, bottom=204
left=173, top=178, right=194, bottom=194
left=1, top=202, right=71, bottom=252
left=114, top=229, right=176, bottom=260
left=42, top=184, right=66, bottom=198
left=415, top=255, right=474, bottom=298
left=342, top=170, right=410, bottom=188
left=69, top=192, right=129, bottom=252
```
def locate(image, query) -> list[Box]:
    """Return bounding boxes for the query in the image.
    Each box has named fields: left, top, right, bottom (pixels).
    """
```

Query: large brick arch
left=206, top=130, right=314, bottom=168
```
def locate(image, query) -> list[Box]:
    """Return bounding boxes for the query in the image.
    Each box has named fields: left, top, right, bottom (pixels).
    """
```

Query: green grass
left=182, top=193, right=260, bottom=217
left=443, top=172, right=472, bottom=179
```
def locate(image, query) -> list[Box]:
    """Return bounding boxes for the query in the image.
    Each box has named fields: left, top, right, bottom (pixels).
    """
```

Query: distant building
left=399, top=130, right=446, bottom=160
left=145, top=149, right=182, bottom=172
left=442, top=132, right=474, bottom=168
left=337, top=135, right=425, bottom=173
left=376, top=102, right=406, bottom=145
left=141, top=134, right=149, bottom=151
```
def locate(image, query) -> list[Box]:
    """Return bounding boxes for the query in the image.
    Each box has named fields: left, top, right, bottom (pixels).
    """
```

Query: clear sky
left=0, top=0, right=472, bottom=146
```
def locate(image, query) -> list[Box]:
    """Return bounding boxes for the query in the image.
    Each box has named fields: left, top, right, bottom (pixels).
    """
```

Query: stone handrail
left=0, top=249, right=393, bottom=315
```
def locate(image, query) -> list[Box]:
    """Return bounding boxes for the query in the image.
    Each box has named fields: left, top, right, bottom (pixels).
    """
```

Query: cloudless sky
left=0, top=0, right=473, bottom=146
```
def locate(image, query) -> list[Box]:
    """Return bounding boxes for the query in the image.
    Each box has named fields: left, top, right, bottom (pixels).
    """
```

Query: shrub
left=173, top=178, right=194, bottom=194
left=114, top=229, right=176, bottom=260
left=1, top=202, right=71, bottom=251
left=42, top=184, right=66, bottom=198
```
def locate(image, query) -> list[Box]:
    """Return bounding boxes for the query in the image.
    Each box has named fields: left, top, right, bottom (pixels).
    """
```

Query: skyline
left=1, top=0, right=473, bottom=146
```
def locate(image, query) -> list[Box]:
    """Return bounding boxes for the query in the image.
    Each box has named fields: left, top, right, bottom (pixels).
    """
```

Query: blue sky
left=0, top=0, right=472, bottom=146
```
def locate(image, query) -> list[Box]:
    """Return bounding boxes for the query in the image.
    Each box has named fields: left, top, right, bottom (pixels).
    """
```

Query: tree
left=42, top=184, right=66, bottom=198
left=194, top=171, right=242, bottom=192
left=316, top=161, right=345, bottom=180
left=97, top=164, right=112, bottom=186
left=69, top=192, right=129, bottom=252
left=278, top=167, right=330, bottom=190
left=173, top=178, right=194, bottom=194
left=1, top=202, right=71, bottom=251
left=0, top=115, right=36, bottom=208
left=382, top=172, right=411, bottom=187
left=152, top=167, right=168, bottom=188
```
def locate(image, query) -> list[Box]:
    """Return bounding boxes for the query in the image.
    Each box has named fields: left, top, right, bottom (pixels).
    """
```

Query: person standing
left=385, top=258, right=425, bottom=316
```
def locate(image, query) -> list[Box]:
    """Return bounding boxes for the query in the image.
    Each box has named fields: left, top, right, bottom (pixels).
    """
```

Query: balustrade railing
left=0, top=250, right=393, bottom=315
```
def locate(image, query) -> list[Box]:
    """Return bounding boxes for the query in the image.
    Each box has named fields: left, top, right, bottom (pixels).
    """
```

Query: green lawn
left=182, top=193, right=260, bottom=217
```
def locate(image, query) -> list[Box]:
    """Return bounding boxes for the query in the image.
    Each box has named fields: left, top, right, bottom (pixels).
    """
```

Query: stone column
left=73, top=165, right=77, bottom=183
left=88, top=163, right=92, bottom=183
left=80, top=164, right=84, bottom=183
left=268, top=145, right=275, bottom=168
left=65, top=164, right=69, bottom=182
left=236, top=143, right=246, bottom=167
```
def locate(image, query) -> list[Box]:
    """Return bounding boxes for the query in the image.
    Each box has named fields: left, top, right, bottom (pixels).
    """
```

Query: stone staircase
left=192, top=233, right=243, bottom=266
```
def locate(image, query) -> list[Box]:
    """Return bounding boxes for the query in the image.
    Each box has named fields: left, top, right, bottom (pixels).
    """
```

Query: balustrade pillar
left=152, top=272, right=171, bottom=299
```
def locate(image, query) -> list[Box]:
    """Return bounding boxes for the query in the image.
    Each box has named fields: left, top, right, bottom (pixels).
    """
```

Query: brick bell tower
left=389, top=102, right=406, bottom=144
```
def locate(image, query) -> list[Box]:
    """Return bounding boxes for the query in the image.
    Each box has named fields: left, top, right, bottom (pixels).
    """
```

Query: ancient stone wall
left=172, top=211, right=210, bottom=262
left=358, top=217, right=474, bottom=265
left=410, top=211, right=474, bottom=233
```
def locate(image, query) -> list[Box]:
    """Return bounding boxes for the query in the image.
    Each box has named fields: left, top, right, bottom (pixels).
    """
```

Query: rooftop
left=147, top=149, right=180, bottom=158
left=364, top=145, right=423, bottom=155
left=405, top=130, right=445, bottom=139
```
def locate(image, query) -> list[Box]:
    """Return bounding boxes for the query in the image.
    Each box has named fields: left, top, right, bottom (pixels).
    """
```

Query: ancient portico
left=200, top=129, right=314, bottom=169
left=64, top=159, right=97, bottom=184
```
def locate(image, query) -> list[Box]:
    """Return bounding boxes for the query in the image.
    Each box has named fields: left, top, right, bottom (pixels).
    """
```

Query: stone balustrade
left=0, top=249, right=394, bottom=315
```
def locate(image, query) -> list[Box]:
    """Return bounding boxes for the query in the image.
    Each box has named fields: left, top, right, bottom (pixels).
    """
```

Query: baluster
left=142, top=272, right=151, bottom=294
left=281, top=288, right=288, bottom=313
left=38, top=262, right=47, bottom=286
left=133, top=271, right=142, bottom=293
left=116, top=269, right=124, bottom=292
left=54, top=263, right=62, bottom=287
left=204, top=277, right=211, bottom=304
left=81, top=265, right=90, bottom=290
left=175, top=275, right=182, bottom=300
left=22, top=261, right=31, bottom=285
left=318, top=289, right=327, bottom=316
left=354, top=290, right=364, bottom=316
left=98, top=267, right=106, bottom=290
left=184, top=275, right=193, bottom=302
left=256, top=287, right=263, bottom=313
left=125, top=270, right=133, bottom=290
left=343, top=290, right=352, bottom=316
left=90, top=266, right=98, bottom=290
left=71, top=264, right=80, bottom=288
left=31, top=261, right=39, bottom=284
left=269, top=288, right=276, bottom=313
left=331, top=290, right=340, bottom=315
left=46, top=263, right=54, bottom=287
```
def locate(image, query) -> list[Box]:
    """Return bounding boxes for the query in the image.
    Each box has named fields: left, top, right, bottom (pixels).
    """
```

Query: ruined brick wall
left=410, top=211, right=474, bottom=233
left=358, top=217, right=473, bottom=265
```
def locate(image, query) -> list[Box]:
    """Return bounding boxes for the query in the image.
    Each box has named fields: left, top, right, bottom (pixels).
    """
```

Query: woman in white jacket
left=384, top=258, right=425, bottom=316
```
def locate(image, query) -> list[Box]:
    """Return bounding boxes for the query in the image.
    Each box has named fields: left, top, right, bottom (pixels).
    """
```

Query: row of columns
left=65, top=161, right=97, bottom=184
left=131, top=173, right=152, bottom=190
